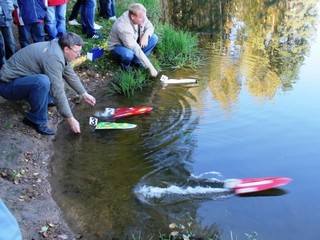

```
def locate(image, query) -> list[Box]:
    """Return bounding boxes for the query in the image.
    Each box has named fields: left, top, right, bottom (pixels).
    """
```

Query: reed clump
left=111, top=69, right=149, bottom=97
left=157, top=23, right=201, bottom=70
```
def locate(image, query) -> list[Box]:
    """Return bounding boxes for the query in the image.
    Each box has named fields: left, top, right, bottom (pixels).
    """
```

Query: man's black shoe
left=22, top=118, right=55, bottom=135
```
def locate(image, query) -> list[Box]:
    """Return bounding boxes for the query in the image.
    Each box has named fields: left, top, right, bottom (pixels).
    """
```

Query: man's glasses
left=68, top=47, right=82, bottom=56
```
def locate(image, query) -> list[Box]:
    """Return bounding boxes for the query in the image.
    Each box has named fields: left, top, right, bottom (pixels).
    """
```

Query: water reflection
left=163, top=0, right=319, bottom=98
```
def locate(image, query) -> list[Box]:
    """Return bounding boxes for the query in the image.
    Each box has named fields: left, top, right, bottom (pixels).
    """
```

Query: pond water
left=51, top=1, right=320, bottom=239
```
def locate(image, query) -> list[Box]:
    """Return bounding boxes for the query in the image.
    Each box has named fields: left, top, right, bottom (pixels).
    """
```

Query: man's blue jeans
left=45, top=4, right=67, bottom=39
left=81, top=0, right=96, bottom=36
left=111, top=34, right=158, bottom=70
left=98, top=0, right=115, bottom=18
left=69, top=0, right=82, bottom=20
left=0, top=26, right=16, bottom=68
left=0, top=32, right=5, bottom=68
left=0, top=74, right=50, bottom=125
left=18, top=23, right=45, bottom=48
left=106, top=0, right=116, bottom=17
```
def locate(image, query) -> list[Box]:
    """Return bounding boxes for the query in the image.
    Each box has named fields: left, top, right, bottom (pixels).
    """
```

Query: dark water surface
left=51, top=1, right=320, bottom=239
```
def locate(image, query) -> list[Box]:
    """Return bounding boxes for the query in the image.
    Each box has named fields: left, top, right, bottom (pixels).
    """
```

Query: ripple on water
left=139, top=86, right=200, bottom=161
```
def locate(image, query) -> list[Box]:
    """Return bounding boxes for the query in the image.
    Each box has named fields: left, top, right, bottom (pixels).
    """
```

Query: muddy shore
left=0, top=69, right=111, bottom=240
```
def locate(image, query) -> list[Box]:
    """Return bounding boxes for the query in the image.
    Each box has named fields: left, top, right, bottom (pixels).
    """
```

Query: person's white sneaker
left=68, top=19, right=80, bottom=26
left=94, top=22, right=102, bottom=30
left=109, top=16, right=117, bottom=21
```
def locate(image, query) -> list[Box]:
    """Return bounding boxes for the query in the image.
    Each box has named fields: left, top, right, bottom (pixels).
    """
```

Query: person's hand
left=67, top=117, right=81, bottom=133
left=82, top=92, right=96, bottom=106
left=140, top=35, right=148, bottom=48
left=149, top=66, right=158, bottom=77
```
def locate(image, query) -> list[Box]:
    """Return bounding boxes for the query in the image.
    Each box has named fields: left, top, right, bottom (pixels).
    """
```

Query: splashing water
left=134, top=171, right=234, bottom=205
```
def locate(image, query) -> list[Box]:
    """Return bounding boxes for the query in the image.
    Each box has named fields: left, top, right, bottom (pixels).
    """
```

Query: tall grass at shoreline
left=157, top=23, right=201, bottom=70
left=111, top=69, right=149, bottom=96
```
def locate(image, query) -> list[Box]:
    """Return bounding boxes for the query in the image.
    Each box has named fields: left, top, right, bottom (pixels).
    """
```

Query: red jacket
left=48, top=0, right=68, bottom=6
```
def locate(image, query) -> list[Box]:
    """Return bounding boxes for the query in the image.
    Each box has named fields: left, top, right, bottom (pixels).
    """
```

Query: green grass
left=110, top=69, right=150, bottom=97
left=3, top=121, right=14, bottom=129
left=157, top=24, right=201, bottom=70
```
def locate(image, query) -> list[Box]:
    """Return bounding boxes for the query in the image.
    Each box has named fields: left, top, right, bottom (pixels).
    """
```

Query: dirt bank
left=0, top=68, right=111, bottom=240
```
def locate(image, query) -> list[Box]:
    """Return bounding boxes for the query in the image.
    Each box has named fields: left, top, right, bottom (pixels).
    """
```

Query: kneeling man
left=108, top=3, right=158, bottom=77
left=0, top=33, right=96, bottom=135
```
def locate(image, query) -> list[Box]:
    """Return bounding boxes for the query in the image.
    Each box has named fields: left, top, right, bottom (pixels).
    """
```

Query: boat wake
left=134, top=171, right=233, bottom=205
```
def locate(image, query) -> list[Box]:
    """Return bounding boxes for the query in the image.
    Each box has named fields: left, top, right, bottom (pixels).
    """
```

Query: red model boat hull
left=113, top=106, right=153, bottom=118
left=224, top=177, right=292, bottom=195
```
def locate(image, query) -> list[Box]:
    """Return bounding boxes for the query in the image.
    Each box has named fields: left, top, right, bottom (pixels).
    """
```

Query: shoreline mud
left=0, top=69, right=110, bottom=240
